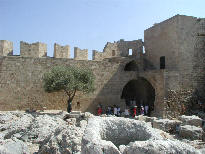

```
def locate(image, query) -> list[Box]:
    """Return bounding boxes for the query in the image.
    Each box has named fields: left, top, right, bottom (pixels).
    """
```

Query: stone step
left=70, top=111, right=81, bottom=114
left=69, top=113, right=81, bottom=118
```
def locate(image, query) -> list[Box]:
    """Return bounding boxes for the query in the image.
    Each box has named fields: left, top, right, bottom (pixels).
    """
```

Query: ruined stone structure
left=0, top=15, right=204, bottom=117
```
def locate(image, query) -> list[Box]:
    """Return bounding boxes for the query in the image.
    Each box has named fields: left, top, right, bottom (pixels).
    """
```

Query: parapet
left=92, top=39, right=143, bottom=61
left=74, top=47, right=88, bottom=60
left=0, top=40, right=13, bottom=56
left=54, top=43, right=70, bottom=58
left=20, top=41, right=47, bottom=57
left=92, top=50, right=104, bottom=61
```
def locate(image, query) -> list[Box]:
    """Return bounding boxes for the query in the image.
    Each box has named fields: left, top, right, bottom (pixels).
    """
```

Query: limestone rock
left=0, top=111, right=34, bottom=140
left=203, top=133, right=205, bottom=142
left=145, top=116, right=157, bottom=123
left=38, top=126, right=84, bottom=154
left=179, top=125, right=204, bottom=140
left=122, top=139, right=199, bottom=154
left=27, top=114, right=68, bottom=144
left=179, top=115, right=202, bottom=127
left=0, top=138, right=29, bottom=154
left=135, top=115, right=147, bottom=122
left=153, top=118, right=182, bottom=133
left=83, top=112, right=94, bottom=120
left=66, top=118, right=76, bottom=125
left=81, top=117, right=164, bottom=154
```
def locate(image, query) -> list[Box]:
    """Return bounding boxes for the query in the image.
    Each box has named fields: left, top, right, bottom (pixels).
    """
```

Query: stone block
left=179, top=125, right=204, bottom=140
left=145, top=116, right=157, bottom=123
left=179, top=115, right=202, bottom=127
left=153, top=119, right=182, bottom=133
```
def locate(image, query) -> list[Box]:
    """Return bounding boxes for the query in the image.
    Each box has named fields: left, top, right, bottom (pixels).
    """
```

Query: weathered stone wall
left=74, top=47, right=88, bottom=60
left=0, top=40, right=13, bottom=56
left=144, top=15, right=179, bottom=71
left=2, top=15, right=204, bottom=117
left=0, top=55, right=164, bottom=116
left=177, top=16, right=205, bottom=97
left=93, top=39, right=143, bottom=61
left=92, top=50, right=104, bottom=61
left=20, top=41, right=47, bottom=57
left=54, top=43, right=70, bottom=58
left=144, top=15, right=205, bottom=98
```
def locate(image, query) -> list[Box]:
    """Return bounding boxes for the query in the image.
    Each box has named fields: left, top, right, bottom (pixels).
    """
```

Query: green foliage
left=43, top=66, right=95, bottom=96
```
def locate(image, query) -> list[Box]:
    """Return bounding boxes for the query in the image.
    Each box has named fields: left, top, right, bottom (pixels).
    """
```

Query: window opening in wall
left=129, top=49, right=132, bottom=55
left=160, top=56, right=165, bottom=69
left=112, top=50, right=115, bottom=56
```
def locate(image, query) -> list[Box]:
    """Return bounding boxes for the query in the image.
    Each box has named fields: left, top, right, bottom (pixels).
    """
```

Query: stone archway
left=121, top=77, right=155, bottom=112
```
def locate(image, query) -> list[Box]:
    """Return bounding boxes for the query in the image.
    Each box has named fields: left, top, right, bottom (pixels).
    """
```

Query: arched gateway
left=121, top=77, right=155, bottom=111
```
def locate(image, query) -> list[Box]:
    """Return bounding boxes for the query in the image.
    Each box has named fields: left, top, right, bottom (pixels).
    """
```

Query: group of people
left=130, top=105, right=149, bottom=117
left=97, top=103, right=151, bottom=117
left=97, top=105, right=121, bottom=116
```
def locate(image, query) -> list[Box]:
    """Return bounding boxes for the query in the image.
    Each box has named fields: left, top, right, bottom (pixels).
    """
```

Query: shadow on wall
left=121, top=78, right=155, bottom=109
left=81, top=58, right=158, bottom=115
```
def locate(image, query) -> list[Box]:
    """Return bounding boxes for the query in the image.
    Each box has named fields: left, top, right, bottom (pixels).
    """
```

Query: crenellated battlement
left=54, top=43, right=70, bottom=58
left=74, top=47, right=88, bottom=60
left=0, top=40, right=13, bottom=56
left=20, top=41, right=47, bottom=58
left=0, top=39, right=144, bottom=61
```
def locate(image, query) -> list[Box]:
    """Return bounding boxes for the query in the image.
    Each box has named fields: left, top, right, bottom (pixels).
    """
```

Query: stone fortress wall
left=144, top=15, right=205, bottom=93
left=0, top=40, right=13, bottom=56
left=93, top=39, right=143, bottom=61
left=0, top=39, right=164, bottom=116
left=0, top=15, right=204, bottom=117
left=54, top=43, right=70, bottom=58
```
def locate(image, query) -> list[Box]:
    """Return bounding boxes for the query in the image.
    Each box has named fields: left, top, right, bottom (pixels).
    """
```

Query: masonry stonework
left=74, top=47, right=88, bottom=60
left=0, top=40, right=13, bottom=56
left=0, top=15, right=204, bottom=118
left=20, top=41, right=47, bottom=57
left=93, top=39, right=143, bottom=61
left=144, top=15, right=205, bottom=95
left=54, top=43, right=70, bottom=58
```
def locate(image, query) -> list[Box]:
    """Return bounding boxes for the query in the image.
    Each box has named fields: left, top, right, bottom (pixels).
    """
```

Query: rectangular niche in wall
left=160, top=56, right=165, bottom=69
left=129, top=49, right=132, bottom=55
left=112, top=50, right=115, bottom=56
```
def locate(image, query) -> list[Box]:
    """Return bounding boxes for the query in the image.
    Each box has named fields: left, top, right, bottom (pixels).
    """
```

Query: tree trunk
left=67, top=99, right=72, bottom=113
left=65, top=89, right=76, bottom=113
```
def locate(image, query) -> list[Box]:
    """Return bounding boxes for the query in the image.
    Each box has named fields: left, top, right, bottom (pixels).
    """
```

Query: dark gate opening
left=121, top=78, right=155, bottom=113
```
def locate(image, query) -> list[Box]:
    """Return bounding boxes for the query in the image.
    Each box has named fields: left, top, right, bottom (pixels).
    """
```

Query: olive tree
left=43, top=66, right=95, bottom=112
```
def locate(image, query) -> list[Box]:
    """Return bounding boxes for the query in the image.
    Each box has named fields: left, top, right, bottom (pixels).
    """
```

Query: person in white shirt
left=145, top=105, right=149, bottom=115
left=114, top=105, right=118, bottom=116
left=117, top=106, right=121, bottom=116
left=124, top=108, right=129, bottom=117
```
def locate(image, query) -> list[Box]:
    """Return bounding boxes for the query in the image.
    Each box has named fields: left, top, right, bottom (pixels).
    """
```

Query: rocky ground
left=0, top=110, right=205, bottom=154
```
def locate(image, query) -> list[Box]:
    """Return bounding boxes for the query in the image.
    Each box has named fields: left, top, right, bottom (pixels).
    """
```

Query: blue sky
left=0, top=0, right=205, bottom=59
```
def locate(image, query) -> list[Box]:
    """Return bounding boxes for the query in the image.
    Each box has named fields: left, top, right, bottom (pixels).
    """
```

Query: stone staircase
left=68, top=111, right=82, bottom=118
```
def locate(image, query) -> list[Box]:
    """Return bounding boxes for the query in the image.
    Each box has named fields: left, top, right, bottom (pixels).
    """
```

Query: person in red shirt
left=98, top=107, right=102, bottom=116
left=133, top=106, right=137, bottom=117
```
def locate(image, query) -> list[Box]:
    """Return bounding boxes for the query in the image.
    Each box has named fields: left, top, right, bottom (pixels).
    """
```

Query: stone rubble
left=153, top=119, right=182, bottom=133
left=0, top=111, right=204, bottom=154
left=179, top=115, right=203, bottom=127
left=179, top=125, right=204, bottom=140
left=0, top=138, right=29, bottom=154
